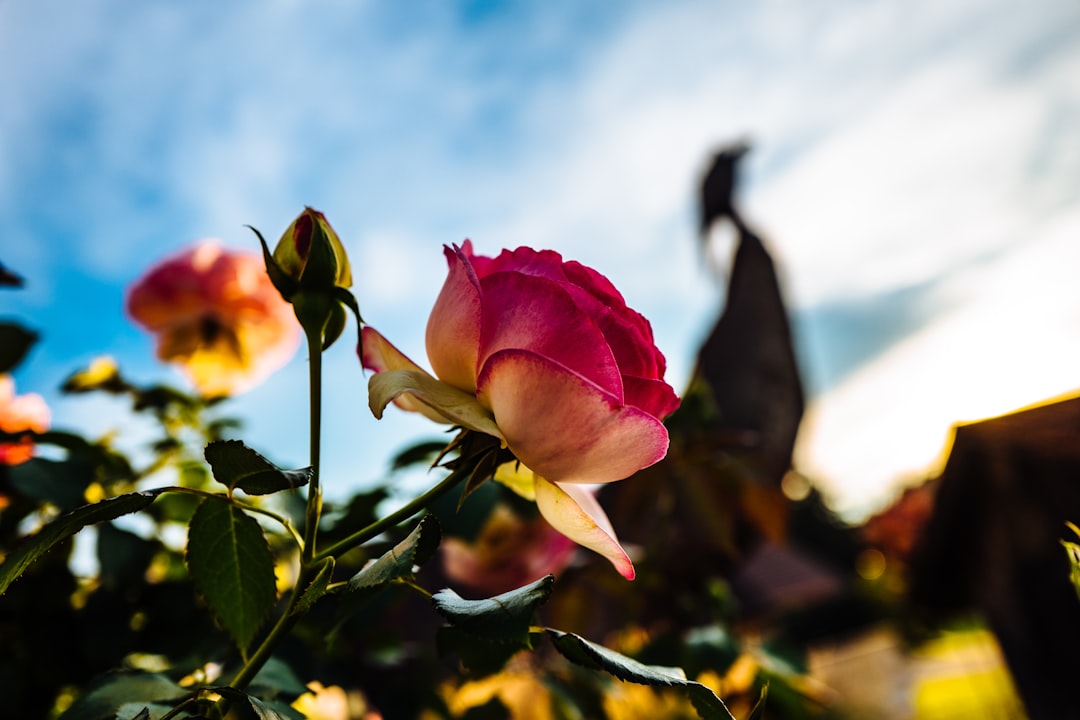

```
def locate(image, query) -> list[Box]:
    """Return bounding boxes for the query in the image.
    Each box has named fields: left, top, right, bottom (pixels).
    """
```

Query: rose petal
left=426, top=245, right=483, bottom=392
left=361, top=326, right=451, bottom=423
left=485, top=246, right=568, bottom=282
left=477, top=349, right=669, bottom=484
left=622, top=376, right=682, bottom=420
left=478, top=271, right=623, bottom=399
left=492, top=460, right=538, bottom=501
left=368, top=368, right=505, bottom=440
left=561, top=263, right=665, bottom=378
left=535, top=476, right=635, bottom=579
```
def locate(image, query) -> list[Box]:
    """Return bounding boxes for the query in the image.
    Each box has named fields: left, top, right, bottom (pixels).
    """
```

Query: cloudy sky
left=3, top=0, right=1079, bottom=518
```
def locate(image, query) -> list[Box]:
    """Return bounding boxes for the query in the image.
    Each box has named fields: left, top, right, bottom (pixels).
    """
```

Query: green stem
left=314, top=465, right=468, bottom=562
left=302, top=326, right=323, bottom=564
left=228, top=326, right=324, bottom=691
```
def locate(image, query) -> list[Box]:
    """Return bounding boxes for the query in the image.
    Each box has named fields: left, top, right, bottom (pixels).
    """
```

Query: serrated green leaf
left=205, top=440, right=311, bottom=496
left=186, top=497, right=276, bottom=653
left=0, top=321, right=37, bottom=373
left=547, top=630, right=735, bottom=720
left=292, top=556, right=335, bottom=616
left=56, top=672, right=185, bottom=720
left=433, top=574, right=553, bottom=641
left=347, top=514, right=441, bottom=591
left=0, top=490, right=164, bottom=595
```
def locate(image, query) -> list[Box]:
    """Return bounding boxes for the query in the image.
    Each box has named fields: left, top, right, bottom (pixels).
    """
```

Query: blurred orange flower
left=0, top=375, right=49, bottom=465
left=127, top=240, right=300, bottom=397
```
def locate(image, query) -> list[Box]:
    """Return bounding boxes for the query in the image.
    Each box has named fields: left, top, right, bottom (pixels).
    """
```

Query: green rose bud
left=251, top=208, right=362, bottom=352
left=274, top=207, right=352, bottom=291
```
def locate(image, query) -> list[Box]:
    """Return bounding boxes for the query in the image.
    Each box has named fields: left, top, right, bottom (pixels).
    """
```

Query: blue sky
left=3, top=0, right=1080, bottom=517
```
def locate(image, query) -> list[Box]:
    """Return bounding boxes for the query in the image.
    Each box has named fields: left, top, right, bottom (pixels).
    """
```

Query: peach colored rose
left=0, top=375, right=50, bottom=465
left=127, top=240, right=300, bottom=397
left=363, top=242, right=679, bottom=578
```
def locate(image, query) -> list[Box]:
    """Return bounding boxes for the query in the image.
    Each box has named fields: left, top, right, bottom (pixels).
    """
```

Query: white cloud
left=797, top=206, right=1080, bottom=517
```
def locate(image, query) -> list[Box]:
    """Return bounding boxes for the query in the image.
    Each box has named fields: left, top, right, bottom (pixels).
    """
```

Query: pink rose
left=362, top=242, right=679, bottom=578
left=127, top=241, right=301, bottom=397
left=0, top=375, right=50, bottom=465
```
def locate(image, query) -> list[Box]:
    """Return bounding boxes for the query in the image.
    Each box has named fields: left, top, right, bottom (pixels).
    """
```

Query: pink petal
left=535, top=476, right=634, bottom=579
left=476, top=349, right=669, bottom=484
left=478, top=271, right=623, bottom=399
left=485, top=246, right=568, bottom=282
left=361, top=326, right=452, bottom=423
left=622, top=376, right=681, bottom=420
left=426, top=245, right=483, bottom=392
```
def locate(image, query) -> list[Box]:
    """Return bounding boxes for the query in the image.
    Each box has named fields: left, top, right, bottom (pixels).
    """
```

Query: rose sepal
left=250, top=225, right=300, bottom=302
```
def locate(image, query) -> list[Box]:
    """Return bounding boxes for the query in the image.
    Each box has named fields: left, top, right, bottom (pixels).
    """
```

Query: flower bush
left=363, top=241, right=679, bottom=577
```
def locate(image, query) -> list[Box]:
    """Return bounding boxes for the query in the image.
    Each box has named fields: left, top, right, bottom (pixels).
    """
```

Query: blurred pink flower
left=127, top=240, right=300, bottom=397
left=441, top=503, right=578, bottom=596
left=0, top=375, right=49, bottom=465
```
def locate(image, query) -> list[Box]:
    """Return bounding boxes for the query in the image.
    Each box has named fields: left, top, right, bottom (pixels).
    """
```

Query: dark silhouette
left=695, top=142, right=804, bottom=488
left=908, top=394, right=1080, bottom=720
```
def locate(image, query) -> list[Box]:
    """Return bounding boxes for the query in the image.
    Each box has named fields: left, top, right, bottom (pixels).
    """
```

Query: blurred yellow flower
left=291, top=682, right=382, bottom=720
left=126, top=240, right=300, bottom=397
left=440, top=669, right=555, bottom=720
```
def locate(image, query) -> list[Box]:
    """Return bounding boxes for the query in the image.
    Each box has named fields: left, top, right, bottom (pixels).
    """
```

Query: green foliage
left=547, top=630, right=736, bottom=720
left=330, top=515, right=441, bottom=634
left=8, top=456, right=97, bottom=511
left=433, top=574, right=553, bottom=640
left=390, top=438, right=452, bottom=471
left=186, top=497, right=277, bottom=654
left=204, top=439, right=311, bottom=496
left=292, top=556, right=335, bottom=616
left=430, top=575, right=554, bottom=677
left=0, top=320, right=37, bottom=373
left=347, top=513, right=441, bottom=591
left=0, top=489, right=164, bottom=595
left=57, top=672, right=185, bottom=720
left=1063, top=521, right=1080, bottom=603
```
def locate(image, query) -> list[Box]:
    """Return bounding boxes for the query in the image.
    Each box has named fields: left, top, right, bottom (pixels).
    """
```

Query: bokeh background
left=3, top=0, right=1079, bottom=520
